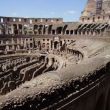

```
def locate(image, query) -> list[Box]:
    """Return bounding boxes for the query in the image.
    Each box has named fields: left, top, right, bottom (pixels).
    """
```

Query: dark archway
left=30, top=43, right=33, bottom=48
left=18, top=24, right=22, bottom=29
left=52, top=30, right=55, bottom=35
left=38, top=25, right=43, bottom=34
left=56, top=27, right=62, bottom=34
left=66, top=30, right=69, bottom=35
left=95, top=94, right=105, bottom=110
left=48, top=25, right=52, bottom=34
left=34, top=25, right=38, bottom=30
left=18, top=24, right=23, bottom=34
left=70, top=30, right=73, bottom=35
left=106, top=89, right=110, bottom=110
left=74, top=30, right=77, bottom=35
left=54, top=41, right=59, bottom=49
left=13, top=24, right=18, bottom=35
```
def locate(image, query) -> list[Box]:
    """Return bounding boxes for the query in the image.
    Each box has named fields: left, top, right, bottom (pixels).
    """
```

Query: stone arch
left=82, top=30, right=85, bottom=35
left=54, top=41, right=59, bottom=49
left=34, top=25, right=38, bottom=34
left=66, top=30, right=69, bottom=35
left=38, top=25, right=43, bottom=34
left=70, top=30, right=73, bottom=35
left=34, top=25, right=38, bottom=29
left=95, top=94, right=105, bottom=110
left=13, top=24, right=18, bottom=35
left=74, top=30, right=77, bottom=35
left=78, top=30, right=81, bottom=35
left=56, top=27, right=62, bottom=34
left=48, top=25, right=52, bottom=34
left=52, top=30, right=55, bottom=35
left=18, top=24, right=23, bottom=34
left=87, top=31, right=89, bottom=35
left=54, top=41, right=58, bottom=49
left=106, top=89, right=110, bottom=110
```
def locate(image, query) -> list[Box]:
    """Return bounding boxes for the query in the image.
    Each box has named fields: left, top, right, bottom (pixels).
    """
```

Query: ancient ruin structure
left=0, top=0, right=110, bottom=110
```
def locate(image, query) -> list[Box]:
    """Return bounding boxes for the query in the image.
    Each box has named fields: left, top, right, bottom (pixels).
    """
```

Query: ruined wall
left=81, top=0, right=96, bottom=17
left=45, top=63, right=110, bottom=110
left=102, top=0, right=110, bottom=14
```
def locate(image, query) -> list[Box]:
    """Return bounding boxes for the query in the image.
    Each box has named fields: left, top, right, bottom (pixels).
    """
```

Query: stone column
left=6, top=45, right=9, bottom=51
left=45, top=26, right=48, bottom=35
left=16, top=45, right=20, bottom=50
left=12, top=38, right=14, bottom=50
left=22, top=25, right=24, bottom=35
left=0, top=29, right=1, bottom=34
left=58, top=42, right=60, bottom=50
left=52, top=41, right=54, bottom=50
left=24, top=39, right=26, bottom=49
left=11, top=25, right=14, bottom=34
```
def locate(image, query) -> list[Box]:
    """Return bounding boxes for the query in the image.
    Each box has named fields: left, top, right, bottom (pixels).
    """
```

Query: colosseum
left=0, top=0, right=110, bottom=110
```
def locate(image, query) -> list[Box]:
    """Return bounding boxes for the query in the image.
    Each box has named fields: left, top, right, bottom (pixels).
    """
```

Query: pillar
left=11, top=25, right=14, bottom=34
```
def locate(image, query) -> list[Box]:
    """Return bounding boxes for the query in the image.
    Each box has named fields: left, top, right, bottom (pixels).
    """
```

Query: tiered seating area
left=52, top=48, right=83, bottom=66
left=67, top=38, right=109, bottom=58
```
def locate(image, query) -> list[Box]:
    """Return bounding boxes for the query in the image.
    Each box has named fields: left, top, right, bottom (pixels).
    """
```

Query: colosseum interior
left=0, top=0, right=110, bottom=110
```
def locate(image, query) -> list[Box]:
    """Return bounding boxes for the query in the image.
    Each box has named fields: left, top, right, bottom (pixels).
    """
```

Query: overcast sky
left=0, top=0, right=87, bottom=21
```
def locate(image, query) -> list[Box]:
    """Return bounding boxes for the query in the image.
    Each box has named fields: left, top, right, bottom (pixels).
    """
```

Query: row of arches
left=81, top=15, right=110, bottom=23
left=0, top=23, right=109, bottom=36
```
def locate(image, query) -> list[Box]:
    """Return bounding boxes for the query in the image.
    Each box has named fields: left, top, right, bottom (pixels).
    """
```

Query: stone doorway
left=54, top=41, right=59, bottom=49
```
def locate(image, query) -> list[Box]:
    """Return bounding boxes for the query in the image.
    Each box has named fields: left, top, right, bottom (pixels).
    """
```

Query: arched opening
left=56, top=27, right=62, bottom=34
left=91, top=31, right=93, bottom=35
left=48, top=25, right=52, bottom=34
left=79, top=31, right=81, bottom=35
left=54, top=41, right=59, bottom=49
left=93, top=17, right=95, bottom=22
left=74, top=30, right=77, bottom=35
left=87, top=17, right=90, bottom=21
left=82, top=31, right=85, bottom=35
left=23, top=24, right=28, bottom=35
left=38, top=41, right=41, bottom=50
left=30, top=43, right=33, bottom=48
left=60, top=41, right=62, bottom=47
left=52, top=30, right=55, bottom=35
left=18, top=24, right=23, bottom=34
left=18, top=24, right=22, bottom=29
left=87, top=31, right=89, bottom=35
left=70, top=30, right=73, bottom=35
left=66, top=30, right=69, bottom=35
left=38, top=25, right=43, bottom=34
left=98, top=16, right=100, bottom=20
left=13, top=24, right=18, bottom=35
left=95, top=94, right=105, bottom=110
left=106, top=89, right=110, bottom=110
left=34, top=25, right=38, bottom=30
left=43, top=26, right=46, bottom=34
left=34, top=25, right=38, bottom=35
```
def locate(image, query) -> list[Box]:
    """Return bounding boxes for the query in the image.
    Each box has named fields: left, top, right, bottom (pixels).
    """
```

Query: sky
left=0, top=0, right=87, bottom=22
